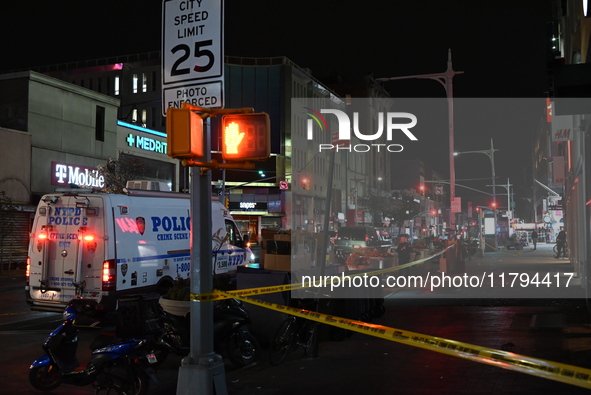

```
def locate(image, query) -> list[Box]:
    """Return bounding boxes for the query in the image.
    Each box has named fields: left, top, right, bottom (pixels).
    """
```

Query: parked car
left=333, top=226, right=392, bottom=263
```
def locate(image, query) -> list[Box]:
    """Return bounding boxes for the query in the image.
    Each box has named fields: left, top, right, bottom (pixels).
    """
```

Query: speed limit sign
left=162, top=0, right=224, bottom=114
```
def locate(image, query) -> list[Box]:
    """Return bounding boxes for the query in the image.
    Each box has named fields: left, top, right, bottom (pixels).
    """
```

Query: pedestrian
left=555, top=229, right=567, bottom=259
left=396, top=236, right=413, bottom=265
left=531, top=230, right=538, bottom=250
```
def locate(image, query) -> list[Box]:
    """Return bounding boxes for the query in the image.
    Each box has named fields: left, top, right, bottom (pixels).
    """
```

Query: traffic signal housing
left=221, top=113, right=270, bottom=161
left=166, top=107, right=204, bottom=159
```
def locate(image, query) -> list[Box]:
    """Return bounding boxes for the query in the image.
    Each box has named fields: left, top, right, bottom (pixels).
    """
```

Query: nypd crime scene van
left=25, top=187, right=252, bottom=312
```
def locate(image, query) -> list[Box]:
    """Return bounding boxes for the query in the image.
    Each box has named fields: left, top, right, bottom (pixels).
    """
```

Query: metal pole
left=507, top=178, right=511, bottom=219
left=177, top=119, right=227, bottom=395
left=490, top=138, right=497, bottom=249
left=445, top=50, right=457, bottom=232
left=313, top=144, right=335, bottom=357
left=376, top=49, right=463, bottom=235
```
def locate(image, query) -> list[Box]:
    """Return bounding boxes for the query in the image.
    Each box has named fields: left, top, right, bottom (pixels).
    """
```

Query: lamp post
left=377, top=49, right=463, bottom=233
left=454, top=138, right=499, bottom=248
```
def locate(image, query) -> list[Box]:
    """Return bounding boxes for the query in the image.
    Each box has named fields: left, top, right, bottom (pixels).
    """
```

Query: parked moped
left=158, top=297, right=260, bottom=368
left=29, top=298, right=159, bottom=395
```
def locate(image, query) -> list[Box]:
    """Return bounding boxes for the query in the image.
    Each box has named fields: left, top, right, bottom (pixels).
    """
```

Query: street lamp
left=454, top=138, right=499, bottom=248
left=377, top=49, right=463, bottom=232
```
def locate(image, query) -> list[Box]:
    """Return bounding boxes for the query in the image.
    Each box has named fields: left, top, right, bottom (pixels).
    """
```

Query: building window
left=95, top=106, right=105, bottom=142
left=142, top=73, right=148, bottom=93
left=132, top=108, right=138, bottom=123
left=114, top=75, right=120, bottom=95
left=141, top=109, right=147, bottom=127
left=133, top=74, right=139, bottom=93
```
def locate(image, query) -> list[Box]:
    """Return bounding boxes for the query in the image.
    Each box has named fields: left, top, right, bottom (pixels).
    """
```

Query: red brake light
left=102, top=259, right=116, bottom=291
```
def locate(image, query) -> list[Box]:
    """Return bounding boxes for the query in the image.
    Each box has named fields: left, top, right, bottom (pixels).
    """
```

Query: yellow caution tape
left=191, top=245, right=453, bottom=301
left=214, top=288, right=591, bottom=390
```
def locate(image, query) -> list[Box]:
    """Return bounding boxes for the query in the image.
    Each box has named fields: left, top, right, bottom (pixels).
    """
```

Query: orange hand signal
left=224, top=121, right=245, bottom=154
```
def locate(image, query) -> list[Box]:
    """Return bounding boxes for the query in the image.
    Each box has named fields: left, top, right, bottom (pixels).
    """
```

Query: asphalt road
left=3, top=244, right=591, bottom=394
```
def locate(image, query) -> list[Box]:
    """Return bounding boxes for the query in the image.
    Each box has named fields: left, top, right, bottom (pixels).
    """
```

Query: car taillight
left=102, top=259, right=116, bottom=291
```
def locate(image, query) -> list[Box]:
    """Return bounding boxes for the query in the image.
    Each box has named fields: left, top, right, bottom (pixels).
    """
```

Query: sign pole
left=177, top=118, right=227, bottom=395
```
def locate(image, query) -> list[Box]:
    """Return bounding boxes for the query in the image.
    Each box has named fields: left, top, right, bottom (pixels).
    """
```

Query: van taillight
left=25, top=257, right=30, bottom=285
left=102, top=259, right=116, bottom=291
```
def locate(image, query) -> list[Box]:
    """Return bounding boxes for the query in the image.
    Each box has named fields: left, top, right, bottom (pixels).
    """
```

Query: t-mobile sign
left=51, top=161, right=105, bottom=188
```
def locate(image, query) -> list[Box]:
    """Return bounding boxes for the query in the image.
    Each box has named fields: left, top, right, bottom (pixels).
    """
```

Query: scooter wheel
left=29, top=364, right=62, bottom=391
left=226, top=328, right=261, bottom=368
left=96, top=363, right=150, bottom=395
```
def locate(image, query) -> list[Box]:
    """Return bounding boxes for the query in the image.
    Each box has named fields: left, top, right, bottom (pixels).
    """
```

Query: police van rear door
left=28, top=194, right=105, bottom=308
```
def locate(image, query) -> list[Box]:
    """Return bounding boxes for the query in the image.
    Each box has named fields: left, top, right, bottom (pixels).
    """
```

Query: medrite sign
left=161, top=0, right=224, bottom=115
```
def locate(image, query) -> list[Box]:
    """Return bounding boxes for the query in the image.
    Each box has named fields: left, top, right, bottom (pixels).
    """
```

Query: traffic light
left=300, top=175, right=311, bottom=190
left=491, top=201, right=497, bottom=209
left=221, top=113, right=270, bottom=161
left=419, top=185, right=425, bottom=196
left=430, top=209, right=437, bottom=216
left=166, top=107, right=204, bottom=159
left=224, top=197, right=230, bottom=208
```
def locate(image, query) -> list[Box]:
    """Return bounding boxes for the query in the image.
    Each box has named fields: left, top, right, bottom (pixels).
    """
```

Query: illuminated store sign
left=51, top=162, right=104, bottom=188
left=126, top=133, right=168, bottom=154
left=119, top=121, right=168, bottom=155
left=228, top=202, right=268, bottom=211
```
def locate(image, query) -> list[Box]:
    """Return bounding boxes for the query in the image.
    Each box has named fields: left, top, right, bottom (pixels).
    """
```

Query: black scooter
left=29, top=298, right=159, bottom=395
left=158, top=297, right=260, bottom=368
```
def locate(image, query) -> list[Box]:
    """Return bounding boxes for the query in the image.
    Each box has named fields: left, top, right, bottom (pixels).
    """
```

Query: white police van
left=25, top=187, right=252, bottom=312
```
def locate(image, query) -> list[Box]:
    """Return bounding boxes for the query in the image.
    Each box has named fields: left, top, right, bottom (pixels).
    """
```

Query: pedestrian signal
left=221, top=113, right=270, bottom=161
left=166, top=107, right=204, bottom=159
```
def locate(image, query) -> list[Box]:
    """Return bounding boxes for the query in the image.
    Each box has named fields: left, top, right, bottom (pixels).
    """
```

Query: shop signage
left=126, top=133, right=168, bottom=155
left=52, top=162, right=104, bottom=188
left=451, top=197, right=462, bottom=213
left=551, top=115, right=573, bottom=142
left=228, top=202, right=268, bottom=211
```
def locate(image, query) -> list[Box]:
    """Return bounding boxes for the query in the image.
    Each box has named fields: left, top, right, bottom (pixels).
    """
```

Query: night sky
left=1, top=0, right=556, bottom=214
